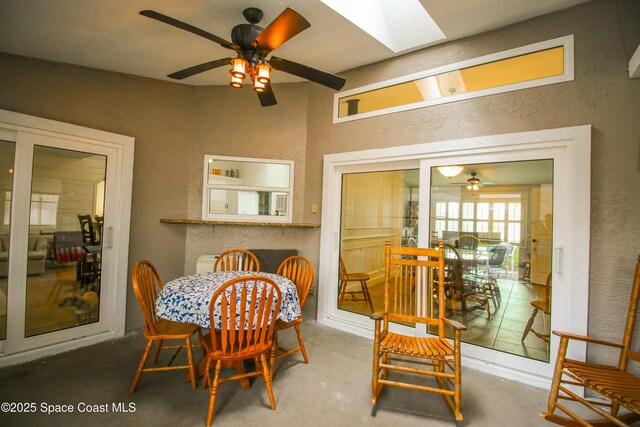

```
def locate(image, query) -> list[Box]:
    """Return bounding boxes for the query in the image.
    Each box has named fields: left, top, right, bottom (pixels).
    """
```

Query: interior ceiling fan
left=140, top=7, right=347, bottom=107
left=450, top=172, right=497, bottom=190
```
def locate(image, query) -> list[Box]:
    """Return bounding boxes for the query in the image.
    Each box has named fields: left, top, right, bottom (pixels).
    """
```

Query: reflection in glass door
left=338, top=169, right=419, bottom=321
left=23, top=146, right=106, bottom=337
left=429, top=160, right=553, bottom=362
left=0, top=141, right=16, bottom=341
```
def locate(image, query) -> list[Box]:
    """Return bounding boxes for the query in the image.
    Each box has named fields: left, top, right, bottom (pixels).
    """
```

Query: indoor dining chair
left=521, top=273, right=551, bottom=343
left=339, top=256, right=374, bottom=312
left=270, top=255, right=314, bottom=376
left=201, top=276, right=282, bottom=426
left=371, top=241, right=467, bottom=421
left=213, top=248, right=260, bottom=272
left=130, top=260, right=202, bottom=393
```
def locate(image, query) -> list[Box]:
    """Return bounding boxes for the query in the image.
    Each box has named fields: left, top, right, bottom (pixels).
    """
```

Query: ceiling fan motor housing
left=231, top=23, right=264, bottom=64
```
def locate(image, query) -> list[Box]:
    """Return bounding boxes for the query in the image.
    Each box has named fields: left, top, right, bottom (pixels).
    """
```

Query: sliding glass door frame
left=317, top=125, right=591, bottom=387
left=0, top=110, right=134, bottom=362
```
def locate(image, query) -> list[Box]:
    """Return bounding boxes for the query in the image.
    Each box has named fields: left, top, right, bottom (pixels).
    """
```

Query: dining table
left=155, top=270, right=302, bottom=329
left=155, top=270, right=301, bottom=388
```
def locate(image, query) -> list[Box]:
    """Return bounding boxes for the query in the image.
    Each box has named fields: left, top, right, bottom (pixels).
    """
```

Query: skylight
left=320, top=0, right=445, bottom=53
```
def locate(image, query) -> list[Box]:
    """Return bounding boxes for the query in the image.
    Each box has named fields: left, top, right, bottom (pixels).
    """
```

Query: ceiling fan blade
left=167, top=58, right=232, bottom=80
left=270, top=57, right=346, bottom=91
left=140, top=10, right=239, bottom=51
left=257, top=83, right=277, bottom=107
left=253, top=8, right=310, bottom=53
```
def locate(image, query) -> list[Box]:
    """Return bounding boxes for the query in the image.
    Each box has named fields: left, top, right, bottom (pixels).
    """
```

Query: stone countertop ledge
left=160, top=218, right=320, bottom=228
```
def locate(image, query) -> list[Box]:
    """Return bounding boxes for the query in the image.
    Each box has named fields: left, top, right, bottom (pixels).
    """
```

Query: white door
left=0, top=110, right=133, bottom=360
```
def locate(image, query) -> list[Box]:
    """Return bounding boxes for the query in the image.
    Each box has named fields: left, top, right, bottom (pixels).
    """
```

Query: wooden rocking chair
left=540, top=255, right=640, bottom=426
left=371, top=241, right=467, bottom=421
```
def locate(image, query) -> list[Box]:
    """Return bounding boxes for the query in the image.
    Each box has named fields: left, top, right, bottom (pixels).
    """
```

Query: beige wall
left=0, top=0, right=638, bottom=366
left=0, top=55, right=194, bottom=330
left=305, top=0, right=640, bottom=363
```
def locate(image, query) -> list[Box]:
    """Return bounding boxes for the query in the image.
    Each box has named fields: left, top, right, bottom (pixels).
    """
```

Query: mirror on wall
left=202, top=155, right=294, bottom=223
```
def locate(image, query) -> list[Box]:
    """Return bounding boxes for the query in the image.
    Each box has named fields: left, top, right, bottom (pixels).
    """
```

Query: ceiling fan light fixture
left=466, top=172, right=480, bottom=191
left=256, top=63, right=272, bottom=84
left=437, top=165, right=464, bottom=178
left=253, top=77, right=266, bottom=93
left=229, top=71, right=244, bottom=88
left=230, top=57, right=248, bottom=79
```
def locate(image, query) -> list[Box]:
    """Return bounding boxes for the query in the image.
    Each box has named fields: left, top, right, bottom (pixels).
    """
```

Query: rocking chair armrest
left=370, top=311, right=386, bottom=321
left=553, top=330, right=624, bottom=349
left=443, top=317, right=467, bottom=331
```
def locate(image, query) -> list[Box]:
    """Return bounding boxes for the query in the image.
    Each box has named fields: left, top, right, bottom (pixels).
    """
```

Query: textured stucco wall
left=304, top=0, right=640, bottom=363
left=0, top=55, right=193, bottom=331
left=182, top=83, right=320, bottom=276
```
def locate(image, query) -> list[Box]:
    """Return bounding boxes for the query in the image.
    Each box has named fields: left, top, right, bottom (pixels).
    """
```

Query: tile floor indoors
left=0, top=293, right=556, bottom=427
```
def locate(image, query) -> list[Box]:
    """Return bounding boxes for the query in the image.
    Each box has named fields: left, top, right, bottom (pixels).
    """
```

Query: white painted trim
left=317, top=125, right=591, bottom=386
left=630, top=44, right=640, bottom=78
left=0, top=109, right=133, bottom=359
left=333, top=35, right=574, bottom=123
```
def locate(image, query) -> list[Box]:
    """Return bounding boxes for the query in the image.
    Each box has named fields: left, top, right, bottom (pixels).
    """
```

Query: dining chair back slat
left=213, top=249, right=260, bottom=272
left=276, top=256, right=314, bottom=309
left=208, top=276, right=281, bottom=357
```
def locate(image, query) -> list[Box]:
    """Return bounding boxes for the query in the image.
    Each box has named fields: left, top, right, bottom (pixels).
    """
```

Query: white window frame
left=333, top=35, right=574, bottom=123
left=201, top=155, right=294, bottom=224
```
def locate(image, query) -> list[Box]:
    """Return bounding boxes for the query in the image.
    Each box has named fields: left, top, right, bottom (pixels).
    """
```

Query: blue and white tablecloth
left=156, top=271, right=301, bottom=328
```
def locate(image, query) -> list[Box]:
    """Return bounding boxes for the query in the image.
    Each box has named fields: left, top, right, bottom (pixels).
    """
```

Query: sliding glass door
left=318, top=126, right=590, bottom=383
left=0, top=110, right=133, bottom=359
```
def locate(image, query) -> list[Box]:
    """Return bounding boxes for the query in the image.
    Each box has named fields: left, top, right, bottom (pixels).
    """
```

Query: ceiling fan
left=449, top=172, right=497, bottom=190
left=140, top=7, right=347, bottom=107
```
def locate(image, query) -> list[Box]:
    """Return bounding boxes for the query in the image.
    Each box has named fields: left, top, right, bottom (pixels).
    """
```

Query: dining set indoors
left=1, top=0, right=639, bottom=426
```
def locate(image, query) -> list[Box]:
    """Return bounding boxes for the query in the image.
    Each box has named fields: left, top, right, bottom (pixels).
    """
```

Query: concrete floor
left=0, top=314, right=556, bottom=427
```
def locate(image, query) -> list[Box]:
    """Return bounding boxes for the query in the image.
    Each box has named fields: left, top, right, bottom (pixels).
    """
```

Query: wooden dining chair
left=270, top=256, right=314, bottom=375
left=201, top=276, right=282, bottom=426
left=540, top=256, right=640, bottom=426
left=521, top=273, right=551, bottom=343
left=213, top=249, right=260, bottom=272
left=338, top=256, right=374, bottom=312
left=130, top=260, right=203, bottom=393
left=371, top=241, right=467, bottom=421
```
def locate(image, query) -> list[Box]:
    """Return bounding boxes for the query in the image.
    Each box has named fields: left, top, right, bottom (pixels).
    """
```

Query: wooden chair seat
left=346, top=271, right=369, bottom=281
left=145, top=319, right=199, bottom=338
left=201, top=332, right=270, bottom=359
left=563, top=359, right=640, bottom=409
left=379, top=331, right=454, bottom=358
